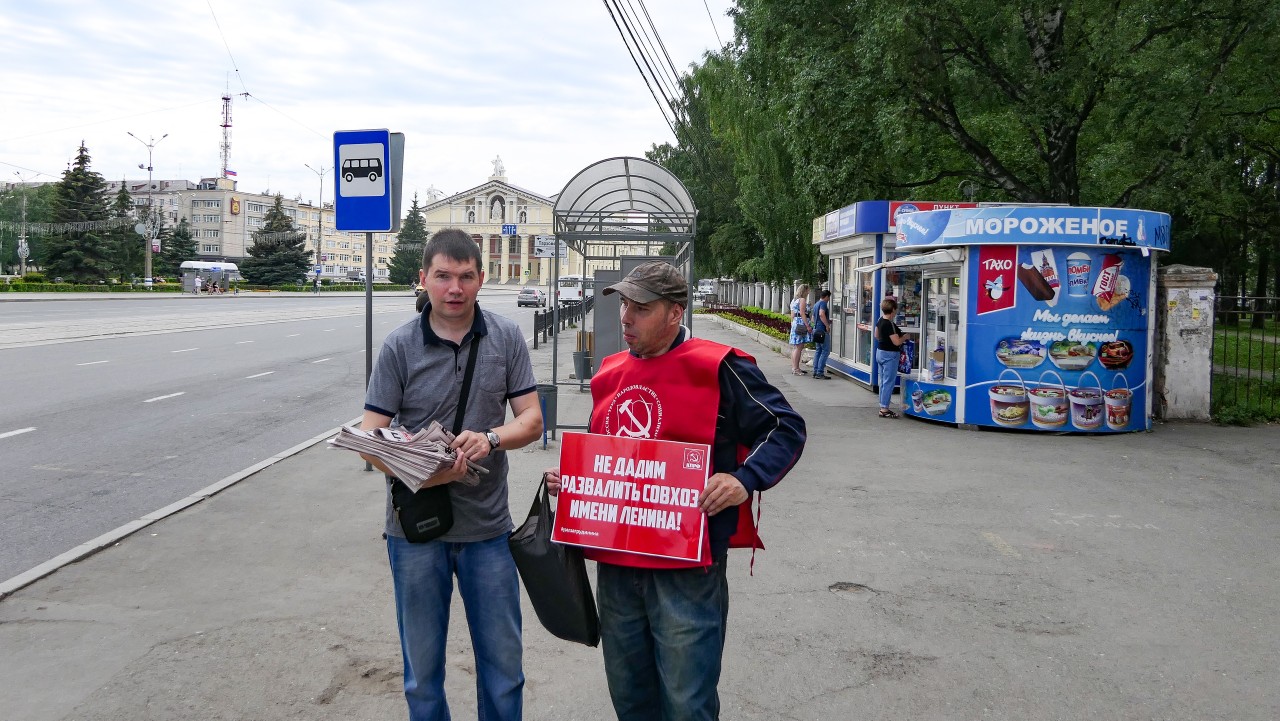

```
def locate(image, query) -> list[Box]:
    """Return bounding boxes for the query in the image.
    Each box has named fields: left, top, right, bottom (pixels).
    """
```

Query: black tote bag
left=508, top=479, right=600, bottom=647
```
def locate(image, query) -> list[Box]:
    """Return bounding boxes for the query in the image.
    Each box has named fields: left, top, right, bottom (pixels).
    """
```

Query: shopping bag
left=899, top=339, right=916, bottom=375
left=508, top=479, right=600, bottom=646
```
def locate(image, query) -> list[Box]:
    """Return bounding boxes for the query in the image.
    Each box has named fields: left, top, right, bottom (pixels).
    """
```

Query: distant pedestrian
left=789, top=283, right=812, bottom=375
left=875, top=297, right=910, bottom=418
left=313, top=276, right=321, bottom=295
left=193, top=276, right=202, bottom=295
left=811, top=289, right=832, bottom=379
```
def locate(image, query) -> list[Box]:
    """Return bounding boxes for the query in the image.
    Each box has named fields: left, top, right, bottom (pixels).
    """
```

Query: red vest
left=586, top=337, right=760, bottom=569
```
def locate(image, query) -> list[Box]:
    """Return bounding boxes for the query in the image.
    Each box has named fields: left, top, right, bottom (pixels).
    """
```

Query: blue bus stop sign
left=334, top=129, right=393, bottom=231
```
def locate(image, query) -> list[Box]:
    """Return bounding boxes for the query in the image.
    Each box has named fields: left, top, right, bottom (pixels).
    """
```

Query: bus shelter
left=545, top=156, right=697, bottom=435
left=179, top=260, right=241, bottom=293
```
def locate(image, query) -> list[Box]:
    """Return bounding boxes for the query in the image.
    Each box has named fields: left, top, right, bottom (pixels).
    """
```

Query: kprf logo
left=604, top=384, right=663, bottom=439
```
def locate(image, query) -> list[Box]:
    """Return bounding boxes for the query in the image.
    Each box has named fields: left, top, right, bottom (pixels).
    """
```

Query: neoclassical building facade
left=419, top=159, right=576, bottom=284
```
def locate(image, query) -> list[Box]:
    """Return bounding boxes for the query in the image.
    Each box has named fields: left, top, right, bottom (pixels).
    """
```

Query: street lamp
left=127, top=131, right=168, bottom=289
left=11, top=172, right=37, bottom=276
left=304, top=163, right=329, bottom=280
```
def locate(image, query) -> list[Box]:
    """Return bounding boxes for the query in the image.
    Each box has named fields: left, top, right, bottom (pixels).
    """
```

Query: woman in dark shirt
left=874, top=297, right=909, bottom=418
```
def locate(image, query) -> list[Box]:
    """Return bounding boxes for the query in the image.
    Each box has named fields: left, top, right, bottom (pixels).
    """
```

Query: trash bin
left=536, top=383, right=558, bottom=440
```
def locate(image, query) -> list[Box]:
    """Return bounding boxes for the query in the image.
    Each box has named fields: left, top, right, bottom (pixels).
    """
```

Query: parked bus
left=556, top=274, right=593, bottom=304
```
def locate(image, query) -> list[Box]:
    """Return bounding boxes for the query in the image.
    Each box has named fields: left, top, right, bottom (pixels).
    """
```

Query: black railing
left=1212, top=295, right=1279, bottom=422
left=532, top=295, right=595, bottom=349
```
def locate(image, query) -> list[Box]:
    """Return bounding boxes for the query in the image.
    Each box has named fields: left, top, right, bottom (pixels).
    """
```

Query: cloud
left=0, top=0, right=732, bottom=201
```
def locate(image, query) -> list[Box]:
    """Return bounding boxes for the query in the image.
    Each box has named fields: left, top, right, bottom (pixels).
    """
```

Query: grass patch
left=1211, top=373, right=1280, bottom=425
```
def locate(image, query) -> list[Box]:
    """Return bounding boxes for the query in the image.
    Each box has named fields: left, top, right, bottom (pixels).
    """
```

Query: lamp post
left=11, top=172, right=36, bottom=276
left=304, top=163, right=329, bottom=281
left=128, top=131, right=168, bottom=289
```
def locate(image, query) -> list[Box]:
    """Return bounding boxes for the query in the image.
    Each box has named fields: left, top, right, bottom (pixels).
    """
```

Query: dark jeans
left=812, top=331, right=831, bottom=376
left=597, top=556, right=729, bottom=721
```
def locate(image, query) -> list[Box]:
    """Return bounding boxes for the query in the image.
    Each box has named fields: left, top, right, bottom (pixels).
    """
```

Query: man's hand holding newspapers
left=329, top=421, right=489, bottom=492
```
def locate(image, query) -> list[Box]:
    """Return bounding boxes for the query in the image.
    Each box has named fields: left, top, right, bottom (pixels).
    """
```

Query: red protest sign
left=551, top=432, right=710, bottom=563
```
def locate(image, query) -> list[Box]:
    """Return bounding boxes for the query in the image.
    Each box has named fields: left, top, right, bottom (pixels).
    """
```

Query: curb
left=0, top=419, right=359, bottom=601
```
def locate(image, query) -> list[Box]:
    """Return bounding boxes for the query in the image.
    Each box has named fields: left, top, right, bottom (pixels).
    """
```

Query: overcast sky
left=0, top=0, right=732, bottom=206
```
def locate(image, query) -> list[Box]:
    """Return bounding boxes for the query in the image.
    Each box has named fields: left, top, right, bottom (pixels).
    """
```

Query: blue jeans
left=875, top=348, right=900, bottom=408
left=386, top=533, right=524, bottom=721
left=597, top=557, right=729, bottom=721
left=812, top=331, right=831, bottom=376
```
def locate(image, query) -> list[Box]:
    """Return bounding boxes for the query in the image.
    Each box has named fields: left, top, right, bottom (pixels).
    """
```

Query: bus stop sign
left=333, top=129, right=404, bottom=232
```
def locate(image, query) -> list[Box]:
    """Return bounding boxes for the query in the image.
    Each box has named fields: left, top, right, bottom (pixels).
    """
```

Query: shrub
left=21, top=272, right=46, bottom=283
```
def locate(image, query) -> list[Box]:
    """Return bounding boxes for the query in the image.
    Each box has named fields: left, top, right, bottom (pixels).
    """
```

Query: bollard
left=536, top=383, right=558, bottom=443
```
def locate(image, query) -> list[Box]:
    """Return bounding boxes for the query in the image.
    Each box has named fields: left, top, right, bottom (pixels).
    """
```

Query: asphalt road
left=0, top=291, right=535, bottom=581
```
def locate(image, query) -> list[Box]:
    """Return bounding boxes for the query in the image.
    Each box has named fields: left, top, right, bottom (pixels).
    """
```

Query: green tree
left=43, top=141, right=111, bottom=282
left=388, top=193, right=428, bottom=285
left=240, top=195, right=311, bottom=286
left=105, top=182, right=144, bottom=280
left=157, top=217, right=197, bottom=279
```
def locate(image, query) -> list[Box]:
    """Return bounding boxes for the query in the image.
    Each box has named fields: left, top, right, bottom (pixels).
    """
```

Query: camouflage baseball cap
left=602, top=261, right=689, bottom=306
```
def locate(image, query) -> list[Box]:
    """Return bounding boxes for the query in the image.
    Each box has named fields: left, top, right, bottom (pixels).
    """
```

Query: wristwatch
left=485, top=430, right=501, bottom=451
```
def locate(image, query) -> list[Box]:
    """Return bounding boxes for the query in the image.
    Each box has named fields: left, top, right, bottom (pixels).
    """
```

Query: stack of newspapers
left=328, top=421, right=487, bottom=491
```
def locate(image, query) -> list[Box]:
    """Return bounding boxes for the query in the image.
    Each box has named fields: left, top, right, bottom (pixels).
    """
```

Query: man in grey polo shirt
left=360, top=228, right=542, bottom=721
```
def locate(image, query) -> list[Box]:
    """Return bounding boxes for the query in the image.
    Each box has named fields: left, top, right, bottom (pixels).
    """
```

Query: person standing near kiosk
left=545, top=261, right=806, bottom=721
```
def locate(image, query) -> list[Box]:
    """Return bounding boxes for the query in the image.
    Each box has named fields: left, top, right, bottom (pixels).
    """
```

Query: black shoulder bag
left=391, top=336, right=480, bottom=543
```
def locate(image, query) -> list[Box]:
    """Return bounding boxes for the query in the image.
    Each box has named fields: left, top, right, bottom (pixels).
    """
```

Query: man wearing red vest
left=546, top=261, right=806, bottom=720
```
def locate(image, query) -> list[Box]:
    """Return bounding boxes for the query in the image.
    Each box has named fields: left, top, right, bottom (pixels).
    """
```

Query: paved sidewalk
left=1, top=315, right=1277, bottom=720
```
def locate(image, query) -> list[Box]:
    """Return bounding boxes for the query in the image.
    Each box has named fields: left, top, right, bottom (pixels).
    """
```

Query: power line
left=603, top=0, right=679, bottom=138
left=703, top=0, right=724, bottom=47
left=206, top=0, right=249, bottom=96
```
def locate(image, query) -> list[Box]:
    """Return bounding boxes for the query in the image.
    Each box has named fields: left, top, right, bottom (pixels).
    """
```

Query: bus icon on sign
left=337, top=142, right=386, bottom=198
left=342, top=157, right=382, bottom=183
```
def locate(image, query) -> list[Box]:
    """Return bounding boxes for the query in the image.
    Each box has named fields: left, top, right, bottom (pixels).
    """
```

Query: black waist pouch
left=391, top=480, right=453, bottom=543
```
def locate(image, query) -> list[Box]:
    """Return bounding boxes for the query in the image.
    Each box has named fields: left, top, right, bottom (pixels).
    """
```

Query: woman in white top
left=789, top=284, right=812, bottom=375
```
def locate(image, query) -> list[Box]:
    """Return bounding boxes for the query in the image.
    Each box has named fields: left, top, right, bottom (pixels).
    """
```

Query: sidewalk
left=1, top=315, right=1277, bottom=720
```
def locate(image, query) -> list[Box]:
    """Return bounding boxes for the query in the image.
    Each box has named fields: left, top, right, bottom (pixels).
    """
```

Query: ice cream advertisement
left=964, top=244, right=1150, bottom=432
left=897, top=206, right=1171, bottom=252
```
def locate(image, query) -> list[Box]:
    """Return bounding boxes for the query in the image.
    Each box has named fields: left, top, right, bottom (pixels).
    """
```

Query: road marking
left=171, top=348, right=199, bottom=353
left=312, top=358, right=331, bottom=364
left=981, top=532, right=1022, bottom=559
left=245, top=371, right=275, bottom=379
left=235, top=340, right=254, bottom=345
left=323, top=328, right=335, bottom=332
left=143, top=392, right=185, bottom=403
left=286, top=333, right=300, bottom=337
left=0, top=427, right=36, bottom=440
left=76, top=360, right=110, bottom=366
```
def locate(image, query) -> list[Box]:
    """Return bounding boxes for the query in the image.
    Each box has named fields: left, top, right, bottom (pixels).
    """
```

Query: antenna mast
left=220, top=85, right=233, bottom=179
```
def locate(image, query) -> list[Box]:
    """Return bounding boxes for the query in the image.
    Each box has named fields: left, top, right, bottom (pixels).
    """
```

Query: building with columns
left=418, top=158, right=572, bottom=285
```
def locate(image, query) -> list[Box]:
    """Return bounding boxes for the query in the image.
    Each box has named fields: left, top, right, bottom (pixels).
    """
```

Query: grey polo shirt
left=364, top=303, right=537, bottom=542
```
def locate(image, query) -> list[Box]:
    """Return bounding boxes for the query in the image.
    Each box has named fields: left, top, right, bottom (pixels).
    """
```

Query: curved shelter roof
left=553, top=157, right=696, bottom=240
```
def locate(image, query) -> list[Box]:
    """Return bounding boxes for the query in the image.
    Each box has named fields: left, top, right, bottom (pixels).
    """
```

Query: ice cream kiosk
left=889, top=205, right=1170, bottom=432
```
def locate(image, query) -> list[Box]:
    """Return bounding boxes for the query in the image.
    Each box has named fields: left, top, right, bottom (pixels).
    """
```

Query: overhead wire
left=617, top=0, right=684, bottom=117
left=702, top=0, right=724, bottom=47
left=602, top=0, right=679, bottom=139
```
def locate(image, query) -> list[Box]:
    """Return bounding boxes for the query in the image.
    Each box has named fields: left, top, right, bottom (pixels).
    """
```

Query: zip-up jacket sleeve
left=716, top=354, right=806, bottom=493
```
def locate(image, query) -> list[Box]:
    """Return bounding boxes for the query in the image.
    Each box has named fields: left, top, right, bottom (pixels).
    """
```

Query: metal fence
left=1212, top=295, right=1280, bottom=421
left=532, top=295, right=595, bottom=349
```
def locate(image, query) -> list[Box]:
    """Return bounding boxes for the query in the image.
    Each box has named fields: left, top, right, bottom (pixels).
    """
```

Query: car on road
left=517, top=287, right=547, bottom=307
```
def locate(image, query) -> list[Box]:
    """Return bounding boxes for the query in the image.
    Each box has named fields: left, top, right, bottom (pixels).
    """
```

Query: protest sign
left=551, top=432, right=710, bottom=562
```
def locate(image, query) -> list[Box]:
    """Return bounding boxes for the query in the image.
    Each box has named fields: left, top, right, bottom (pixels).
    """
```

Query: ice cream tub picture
left=1028, top=370, right=1069, bottom=429
left=1069, top=371, right=1105, bottom=430
left=995, top=337, right=1046, bottom=369
left=989, top=369, right=1030, bottom=427
left=1104, top=373, right=1133, bottom=430
left=1065, top=252, right=1091, bottom=297
left=921, top=389, right=953, bottom=416
left=911, top=388, right=924, bottom=413
left=1048, top=340, right=1097, bottom=371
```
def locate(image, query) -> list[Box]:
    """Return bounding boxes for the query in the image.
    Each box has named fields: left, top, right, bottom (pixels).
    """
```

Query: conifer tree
left=240, top=194, right=311, bottom=286
left=43, top=141, right=111, bottom=282
left=388, top=193, right=428, bottom=285
left=107, top=182, right=144, bottom=280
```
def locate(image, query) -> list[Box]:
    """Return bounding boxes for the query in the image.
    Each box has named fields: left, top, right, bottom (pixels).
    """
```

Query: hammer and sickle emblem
left=616, top=397, right=653, bottom=438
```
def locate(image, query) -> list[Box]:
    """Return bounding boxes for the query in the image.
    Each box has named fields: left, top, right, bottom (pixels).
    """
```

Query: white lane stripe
left=171, top=347, right=199, bottom=353
left=0, top=427, right=37, bottom=440
left=143, top=392, right=185, bottom=403
left=286, top=333, right=301, bottom=337
left=323, top=328, right=335, bottom=332
left=235, top=340, right=254, bottom=344
left=77, top=360, right=110, bottom=366
left=245, top=371, right=275, bottom=379
left=312, top=358, right=331, bottom=364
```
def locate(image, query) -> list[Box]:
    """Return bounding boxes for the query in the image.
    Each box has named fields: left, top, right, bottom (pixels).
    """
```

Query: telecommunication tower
left=220, top=91, right=233, bottom=179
